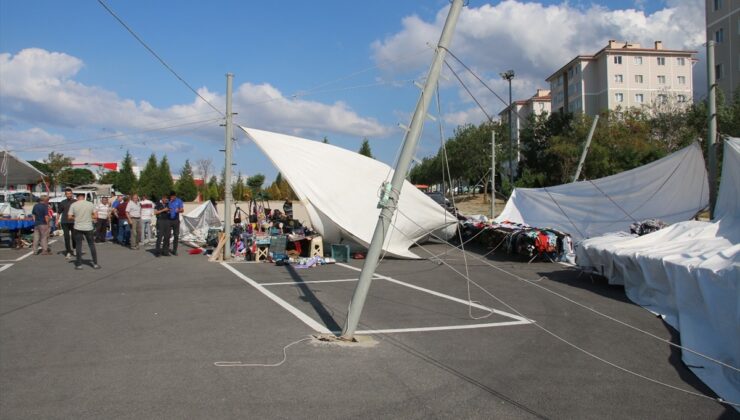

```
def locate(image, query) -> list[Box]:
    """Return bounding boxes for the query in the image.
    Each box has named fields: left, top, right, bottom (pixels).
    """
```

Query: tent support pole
left=223, top=73, right=234, bottom=260
left=573, top=114, right=599, bottom=183
left=491, top=130, right=496, bottom=219
left=340, top=0, right=464, bottom=340
left=706, top=41, right=718, bottom=219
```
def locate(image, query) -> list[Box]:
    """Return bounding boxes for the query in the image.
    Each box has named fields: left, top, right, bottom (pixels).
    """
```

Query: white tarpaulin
left=495, top=143, right=708, bottom=240
left=577, top=138, right=740, bottom=408
left=240, top=127, right=457, bottom=259
left=0, top=151, right=45, bottom=185
left=179, top=201, right=222, bottom=243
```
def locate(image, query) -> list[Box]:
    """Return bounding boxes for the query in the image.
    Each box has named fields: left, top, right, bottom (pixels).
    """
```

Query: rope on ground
left=214, top=337, right=313, bottom=367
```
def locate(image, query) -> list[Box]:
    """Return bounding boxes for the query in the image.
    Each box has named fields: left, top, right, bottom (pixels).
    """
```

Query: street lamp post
left=500, top=70, right=515, bottom=187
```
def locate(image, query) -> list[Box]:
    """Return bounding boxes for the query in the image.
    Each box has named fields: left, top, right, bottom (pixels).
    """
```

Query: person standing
left=126, top=194, right=142, bottom=250
left=94, top=196, right=112, bottom=242
left=116, top=196, right=130, bottom=246
left=154, top=194, right=170, bottom=256
left=68, top=192, right=99, bottom=270
left=32, top=195, right=51, bottom=255
left=139, top=194, right=154, bottom=244
left=56, top=188, right=77, bottom=259
left=110, top=194, right=121, bottom=243
left=164, top=191, right=184, bottom=256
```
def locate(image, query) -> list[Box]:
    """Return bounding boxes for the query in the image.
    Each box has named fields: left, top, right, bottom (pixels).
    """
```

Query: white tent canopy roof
left=1, top=151, right=45, bottom=185
left=240, top=127, right=457, bottom=259
left=495, top=142, right=708, bottom=240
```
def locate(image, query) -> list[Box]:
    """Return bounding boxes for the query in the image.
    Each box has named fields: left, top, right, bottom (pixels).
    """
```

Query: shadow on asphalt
left=285, top=264, right=342, bottom=332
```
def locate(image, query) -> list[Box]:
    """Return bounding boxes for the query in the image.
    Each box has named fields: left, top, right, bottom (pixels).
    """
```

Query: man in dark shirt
left=56, top=188, right=77, bottom=259
left=164, top=191, right=184, bottom=256
left=153, top=195, right=170, bottom=257
left=32, top=195, right=51, bottom=255
left=115, top=196, right=130, bottom=246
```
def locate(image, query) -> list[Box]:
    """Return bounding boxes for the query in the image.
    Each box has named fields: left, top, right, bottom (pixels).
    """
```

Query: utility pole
left=500, top=70, right=515, bottom=187
left=223, top=73, right=234, bottom=260
left=573, top=115, right=599, bottom=183
left=706, top=41, right=718, bottom=219
left=491, top=130, right=496, bottom=219
left=341, top=0, right=464, bottom=340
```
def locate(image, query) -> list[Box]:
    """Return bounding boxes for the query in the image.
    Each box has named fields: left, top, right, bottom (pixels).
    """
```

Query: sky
left=0, top=0, right=707, bottom=182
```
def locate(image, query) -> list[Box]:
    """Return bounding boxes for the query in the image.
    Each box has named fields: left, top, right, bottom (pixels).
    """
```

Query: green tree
left=246, top=174, right=265, bottom=197
left=42, top=152, right=73, bottom=195
left=206, top=175, right=219, bottom=201
left=58, top=168, right=95, bottom=187
left=116, top=151, right=138, bottom=194
left=138, top=153, right=159, bottom=199
left=232, top=172, right=246, bottom=201
left=175, top=159, right=198, bottom=201
left=98, top=170, right=118, bottom=187
left=156, top=155, right=174, bottom=198
left=358, top=138, right=374, bottom=158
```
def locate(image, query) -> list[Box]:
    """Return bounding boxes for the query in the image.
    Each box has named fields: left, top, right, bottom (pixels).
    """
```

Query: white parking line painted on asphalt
left=0, top=264, right=12, bottom=273
left=261, top=278, right=359, bottom=286
left=353, top=320, right=530, bottom=335
left=220, top=262, right=332, bottom=334
left=336, top=263, right=533, bottom=324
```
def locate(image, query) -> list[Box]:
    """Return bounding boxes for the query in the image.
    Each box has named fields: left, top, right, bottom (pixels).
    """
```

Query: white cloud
left=0, top=48, right=390, bottom=145
left=372, top=0, right=706, bottom=123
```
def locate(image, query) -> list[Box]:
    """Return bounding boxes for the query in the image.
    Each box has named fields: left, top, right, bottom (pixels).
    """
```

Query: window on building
left=635, top=94, right=644, bottom=104
left=657, top=75, right=666, bottom=84
left=714, top=0, right=722, bottom=11
left=634, top=56, right=643, bottom=65
left=657, top=94, right=667, bottom=104
left=677, top=76, right=686, bottom=85
left=678, top=95, right=687, bottom=103
left=615, top=93, right=624, bottom=103
left=715, top=28, right=724, bottom=43
left=614, top=56, right=622, bottom=64
left=614, top=74, right=623, bottom=83
left=715, top=64, right=723, bottom=80
left=677, top=57, right=685, bottom=66
left=657, top=57, right=665, bottom=66
left=635, top=74, right=644, bottom=83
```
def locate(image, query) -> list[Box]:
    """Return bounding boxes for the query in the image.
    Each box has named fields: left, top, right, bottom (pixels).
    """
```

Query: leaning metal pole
left=491, top=130, right=496, bottom=219
left=706, top=41, right=718, bottom=219
left=341, top=0, right=464, bottom=340
left=223, top=73, right=234, bottom=260
left=573, top=114, right=599, bottom=183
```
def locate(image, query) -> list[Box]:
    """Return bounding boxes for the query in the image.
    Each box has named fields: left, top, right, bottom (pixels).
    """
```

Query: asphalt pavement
left=0, top=239, right=735, bottom=419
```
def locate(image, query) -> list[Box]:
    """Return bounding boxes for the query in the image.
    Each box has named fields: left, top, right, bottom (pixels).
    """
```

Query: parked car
left=424, top=192, right=456, bottom=214
left=12, top=191, right=40, bottom=204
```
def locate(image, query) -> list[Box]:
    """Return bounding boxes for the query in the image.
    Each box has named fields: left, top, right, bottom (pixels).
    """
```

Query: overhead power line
left=97, top=0, right=224, bottom=116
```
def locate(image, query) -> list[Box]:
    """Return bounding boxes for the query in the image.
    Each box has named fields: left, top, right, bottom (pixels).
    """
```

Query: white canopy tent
left=0, top=151, right=45, bottom=187
left=495, top=143, right=708, bottom=241
left=240, top=127, right=457, bottom=259
left=179, top=201, right=222, bottom=244
left=577, top=138, right=740, bottom=409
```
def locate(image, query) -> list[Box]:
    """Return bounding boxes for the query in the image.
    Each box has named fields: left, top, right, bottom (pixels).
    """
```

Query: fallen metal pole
left=573, top=114, right=599, bottom=183
left=341, top=0, right=464, bottom=340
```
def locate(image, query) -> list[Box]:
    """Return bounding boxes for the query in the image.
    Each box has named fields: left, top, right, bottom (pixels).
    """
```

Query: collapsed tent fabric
left=0, top=151, right=45, bottom=185
left=577, top=138, right=740, bottom=408
left=240, top=127, right=457, bottom=259
left=495, top=143, right=708, bottom=241
left=179, top=201, right=222, bottom=243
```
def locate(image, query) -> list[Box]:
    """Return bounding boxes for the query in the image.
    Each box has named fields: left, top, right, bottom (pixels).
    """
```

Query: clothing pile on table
left=461, top=218, right=574, bottom=262
left=629, top=218, right=668, bottom=236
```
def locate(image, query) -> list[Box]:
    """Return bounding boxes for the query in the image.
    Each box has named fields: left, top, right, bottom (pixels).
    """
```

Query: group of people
left=30, top=188, right=185, bottom=269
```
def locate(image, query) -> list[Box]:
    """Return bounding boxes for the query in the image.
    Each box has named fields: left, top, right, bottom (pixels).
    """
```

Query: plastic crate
left=331, top=244, right=350, bottom=263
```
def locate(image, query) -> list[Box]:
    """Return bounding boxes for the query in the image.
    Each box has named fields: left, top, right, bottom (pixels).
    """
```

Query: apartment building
left=546, top=40, right=696, bottom=116
left=498, top=89, right=551, bottom=173
left=706, top=0, right=739, bottom=97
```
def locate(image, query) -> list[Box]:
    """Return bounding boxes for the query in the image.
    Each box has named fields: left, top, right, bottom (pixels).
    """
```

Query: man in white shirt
left=126, top=193, right=142, bottom=250
left=139, top=194, right=155, bottom=244
left=94, top=196, right=112, bottom=243
left=68, top=192, right=99, bottom=269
